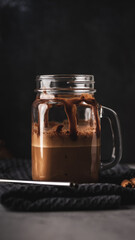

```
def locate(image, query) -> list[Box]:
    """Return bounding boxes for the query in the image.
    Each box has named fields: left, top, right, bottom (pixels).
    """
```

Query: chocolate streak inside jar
left=32, top=94, right=101, bottom=183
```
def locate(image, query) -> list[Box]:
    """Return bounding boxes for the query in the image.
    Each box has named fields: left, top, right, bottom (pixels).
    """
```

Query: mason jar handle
left=100, top=106, right=122, bottom=170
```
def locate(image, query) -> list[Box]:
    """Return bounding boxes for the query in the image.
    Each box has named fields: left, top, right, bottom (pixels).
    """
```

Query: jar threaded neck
left=35, top=74, right=96, bottom=94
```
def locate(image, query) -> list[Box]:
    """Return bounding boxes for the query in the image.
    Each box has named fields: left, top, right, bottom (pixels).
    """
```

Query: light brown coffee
left=32, top=145, right=100, bottom=183
left=32, top=94, right=101, bottom=183
left=32, top=124, right=100, bottom=182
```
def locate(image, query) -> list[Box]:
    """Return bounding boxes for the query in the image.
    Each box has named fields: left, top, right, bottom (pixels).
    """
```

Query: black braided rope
left=0, top=159, right=135, bottom=211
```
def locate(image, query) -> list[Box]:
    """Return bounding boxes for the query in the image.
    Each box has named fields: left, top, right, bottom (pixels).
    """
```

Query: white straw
left=0, top=179, right=73, bottom=187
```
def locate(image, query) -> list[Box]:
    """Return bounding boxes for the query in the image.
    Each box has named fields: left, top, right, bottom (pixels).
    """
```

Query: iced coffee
left=32, top=93, right=101, bottom=183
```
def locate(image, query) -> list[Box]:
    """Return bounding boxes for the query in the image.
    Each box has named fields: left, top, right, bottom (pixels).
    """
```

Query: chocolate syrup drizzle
left=37, top=94, right=101, bottom=139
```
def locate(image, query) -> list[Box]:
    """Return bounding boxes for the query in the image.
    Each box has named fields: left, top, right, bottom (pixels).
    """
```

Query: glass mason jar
left=31, top=74, right=122, bottom=183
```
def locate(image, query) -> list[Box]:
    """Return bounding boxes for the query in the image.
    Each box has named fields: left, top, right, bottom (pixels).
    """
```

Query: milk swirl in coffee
left=32, top=93, right=101, bottom=183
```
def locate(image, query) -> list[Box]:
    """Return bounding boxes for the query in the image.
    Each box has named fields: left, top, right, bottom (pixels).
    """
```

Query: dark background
left=0, top=0, right=135, bottom=163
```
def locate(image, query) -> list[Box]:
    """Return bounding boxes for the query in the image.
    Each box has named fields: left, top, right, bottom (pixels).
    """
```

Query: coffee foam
left=32, top=124, right=100, bottom=148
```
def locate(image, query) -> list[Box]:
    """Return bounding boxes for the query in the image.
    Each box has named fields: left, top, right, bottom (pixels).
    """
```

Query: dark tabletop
left=0, top=204, right=135, bottom=240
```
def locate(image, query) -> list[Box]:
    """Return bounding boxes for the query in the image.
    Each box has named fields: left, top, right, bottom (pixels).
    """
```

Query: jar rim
left=36, top=74, right=94, bottom=81
left=35, top=74, right=96, bottom=94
